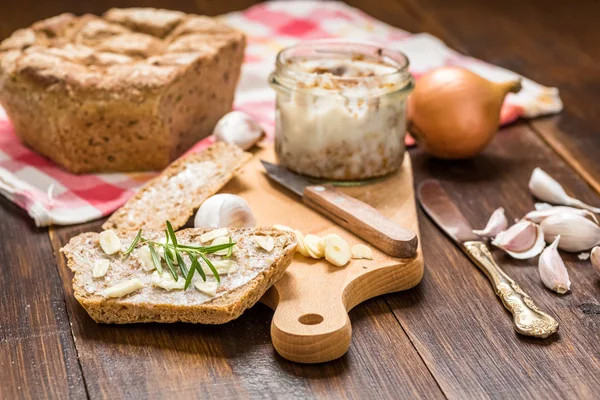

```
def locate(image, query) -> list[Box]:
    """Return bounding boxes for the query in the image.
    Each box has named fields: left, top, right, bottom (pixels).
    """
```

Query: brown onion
left=408, top=66, right=521, bottom=159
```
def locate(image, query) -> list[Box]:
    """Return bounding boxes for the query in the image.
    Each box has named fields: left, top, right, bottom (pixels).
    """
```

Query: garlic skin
left=491, top=220, right=545, bottom=259
left=528, top=168, right=600, bottom=213
left=194, top=194, right=256, bottom=229
left=524, top=206, right=598, bottom=224
left=213, top=111, right=265, bottom=150
left=540, top=213, right=600, bottom=252
left=473, top=207, right=508, bottom=238
left=539, top=236, right=571, bottom=294
left=591, top=247, right=600, bottom=277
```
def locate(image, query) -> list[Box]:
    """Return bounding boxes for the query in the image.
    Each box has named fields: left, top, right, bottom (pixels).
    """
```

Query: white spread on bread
left=126, top=161, right=218, bottom=223
left=66, top=230, right=290, bottom=305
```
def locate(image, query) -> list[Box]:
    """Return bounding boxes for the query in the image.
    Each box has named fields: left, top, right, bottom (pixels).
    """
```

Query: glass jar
left=269, top=40, right=414, bottom=181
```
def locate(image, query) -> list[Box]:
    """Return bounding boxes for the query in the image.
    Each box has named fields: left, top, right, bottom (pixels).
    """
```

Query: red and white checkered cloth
left=0, top=1, right=562, bottom=226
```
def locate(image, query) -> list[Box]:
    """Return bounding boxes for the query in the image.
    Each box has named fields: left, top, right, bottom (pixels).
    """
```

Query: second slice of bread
left=103, top=142, right=251, bottom=232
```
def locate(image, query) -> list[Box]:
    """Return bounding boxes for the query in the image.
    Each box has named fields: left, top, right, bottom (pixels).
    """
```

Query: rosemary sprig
left=148, top=243, right=163, bottom=273
left=122, top=220, right=234, bottom=287
left=199, top=252, right=220, bottom=283
left=123, top=229, right=142, bottom=256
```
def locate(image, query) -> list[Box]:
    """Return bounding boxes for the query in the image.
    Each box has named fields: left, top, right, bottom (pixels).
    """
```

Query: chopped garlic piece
left=92, top=259, right=110, bottom=278
left=273, top=224, right=294, bottom=232
left=205, top=260, right=236, bottom=275
left=325, top=235, right=351, bottom=267
left=211, top=236, right=232, bottom=256
left=294, top=230, right=310, bottom=257
left=255, top=235, right=275, bottom=252
left=136, top=246, right=155, bottom=271
left=151, top=271, right=185, bottom=291
left=304, top=234, right=324, bottom=258
left=351, top=244, right=373, bottom=260
left=105, top=279, right=144, bottom=298
left=200, top=228, right=229, bottom=243
left=99, top=230, right=121, bottom=255
left=194, top=280, right=219, bottom=297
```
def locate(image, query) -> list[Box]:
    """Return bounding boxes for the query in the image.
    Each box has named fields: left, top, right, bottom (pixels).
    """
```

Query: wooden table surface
left=1, top=0, right=599, bottom=399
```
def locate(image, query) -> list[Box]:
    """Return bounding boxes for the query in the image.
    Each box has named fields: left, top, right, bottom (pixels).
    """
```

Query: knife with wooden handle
left=261, top=160, right=418, bottom=258
left=417, top=179, right=558, bottom=338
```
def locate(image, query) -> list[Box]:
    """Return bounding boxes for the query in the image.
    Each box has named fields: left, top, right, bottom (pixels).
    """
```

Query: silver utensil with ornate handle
left=417, top=179, right=558, bottom=338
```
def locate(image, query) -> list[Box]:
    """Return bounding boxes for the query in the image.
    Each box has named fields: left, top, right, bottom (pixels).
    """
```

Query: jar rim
left=272, top=39, right=413, bottom=97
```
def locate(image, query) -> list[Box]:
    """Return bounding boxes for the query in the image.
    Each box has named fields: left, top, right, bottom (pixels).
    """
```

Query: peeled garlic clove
left=324, top=234, right=351, bottom=267
left=524, top=206, right=598, bottom=224
left=529, top=168, right=600, bottom=213
left=540, top=213, right=600, bottom=252
left=539, top=235, right=571, bottom=294
left=491, top=220, right=545, bottom=259
left=194, top=194, right=255, bottom=229
left=591, top=246, right=600, bottom=277
left=473, top=207, right=508, bottom=238
left=351, top=244, right=373, bottom=260
left=99, top=229, right=122, bottom=255
left=213, top=111, right=265, bottom=150
left=534, top=203, right=553, bottom=211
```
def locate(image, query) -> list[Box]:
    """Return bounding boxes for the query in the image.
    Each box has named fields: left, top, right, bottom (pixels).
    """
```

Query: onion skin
left=408, top=67, right=521, bottom=159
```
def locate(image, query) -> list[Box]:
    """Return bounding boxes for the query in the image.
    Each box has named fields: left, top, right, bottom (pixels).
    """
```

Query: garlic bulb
left=194, top=194, right=256, bottom=229
left=540, top=213, right=600, bottom=252
left=528, top=168, right=600, bottom=213
left=491, top=220, right=545, bottom=259
left=591, top=246, right=600, bottom=277
left=524, top=206, right=598, bottom=224
left=473, top=207, right=508, bottom=238
left=213, top=111, right=265, bottom=150
left=539, top=236, right=571, bottom=294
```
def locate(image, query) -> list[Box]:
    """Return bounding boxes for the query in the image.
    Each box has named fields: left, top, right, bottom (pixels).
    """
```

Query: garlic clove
left=529, top=168, right=600, bottom=213
left=324, top=235, right=351, bottom=267
left=539, top=235, right=571, bottom=294
left=524, top=205, right=598, bottom=224
left=151, top=271, right=185, bottom=291
left=195, top=194, right=255, bottom=229
left=211, top=236, right=233, bottom=256
left=473, top=207, right=508, bottom=238
left=491, top=220, right=545, bottom=259
left=591, top=246, right=600, bottom=277
left=254, top=235, right=275, bottom=252
left=294, top=230, right=310, bottom=257
left=92, top=259, right=110, bottom=278
left=540, top=213, right=600, bottom=252
left=99, top=229, right=122, bottom=255
left=199, top=227, right=229, bottom=243
left=212, top=111, right=265, bottom=150
left=351, top=244, right=373, bottom=260
left=534, top=203, right=553, bottom=211
left=303, top=234, right=324, bottom=259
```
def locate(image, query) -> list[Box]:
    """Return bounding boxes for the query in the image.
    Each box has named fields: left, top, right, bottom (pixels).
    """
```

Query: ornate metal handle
left=463, top=241, right=558, bottom=338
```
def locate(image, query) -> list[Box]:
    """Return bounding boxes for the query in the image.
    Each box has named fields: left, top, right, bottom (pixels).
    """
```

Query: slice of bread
left=61, top=227, right=297, bottom=324
left=103, top=142, right=252, bottom=232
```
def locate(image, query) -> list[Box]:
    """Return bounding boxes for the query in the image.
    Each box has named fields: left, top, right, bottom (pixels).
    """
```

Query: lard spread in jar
left=269, top=40, right=414, bottom=181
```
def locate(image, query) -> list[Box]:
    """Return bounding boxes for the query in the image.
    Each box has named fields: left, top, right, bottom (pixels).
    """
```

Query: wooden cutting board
left=222, top=145, right=424, bottom=364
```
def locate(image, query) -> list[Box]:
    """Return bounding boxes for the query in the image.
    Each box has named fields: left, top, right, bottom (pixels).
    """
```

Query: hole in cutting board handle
left=298, top=313, right=324, bottom=325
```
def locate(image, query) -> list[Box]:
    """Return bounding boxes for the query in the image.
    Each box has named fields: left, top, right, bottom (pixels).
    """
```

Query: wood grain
left=50, top=218, right=439, bottom=398
left=0, top=200, right=85, bottom=400
left=395, top=125, right=600, bottom=399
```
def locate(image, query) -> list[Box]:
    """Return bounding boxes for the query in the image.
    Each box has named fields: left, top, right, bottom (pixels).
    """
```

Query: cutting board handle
left=266, top=271, right=352, bottom=364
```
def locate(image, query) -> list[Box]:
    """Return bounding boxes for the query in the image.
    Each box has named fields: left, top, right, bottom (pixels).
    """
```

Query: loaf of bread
left=0, top=8, right=246, bottom=173
left=103, top=141, right=252, bottom=232
left=61, top=227, right=297, bottom=324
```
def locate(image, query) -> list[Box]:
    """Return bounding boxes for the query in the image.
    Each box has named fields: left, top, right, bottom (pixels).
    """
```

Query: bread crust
left=0, top=8, right=246, bottom=173
left=62, top=228, right=297, bottom=324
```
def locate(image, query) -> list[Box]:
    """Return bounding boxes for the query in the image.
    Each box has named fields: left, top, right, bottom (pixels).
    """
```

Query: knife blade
left=417, top=179, right=558, bottom=338
left=261, top=160, right=418, bottom=258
